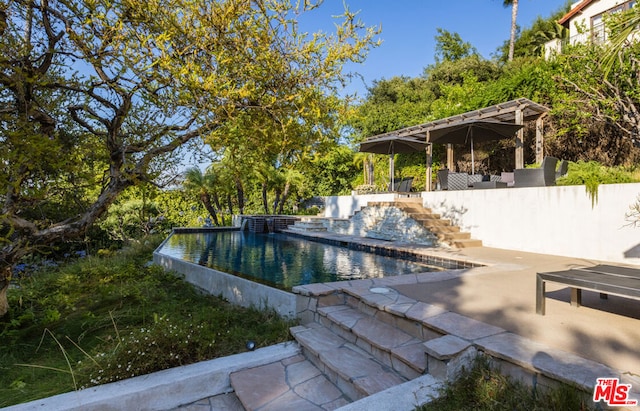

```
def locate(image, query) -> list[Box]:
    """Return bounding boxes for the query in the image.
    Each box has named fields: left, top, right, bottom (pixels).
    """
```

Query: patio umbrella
left=359, top=134, right=428, bottom=190
left=428, top=119, right=524, bottom=174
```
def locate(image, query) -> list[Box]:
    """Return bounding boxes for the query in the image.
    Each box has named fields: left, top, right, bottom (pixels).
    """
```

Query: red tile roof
left=558, top=0, right=595, bottom=25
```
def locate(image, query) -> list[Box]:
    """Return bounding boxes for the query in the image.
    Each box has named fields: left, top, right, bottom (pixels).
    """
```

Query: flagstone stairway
left=228, top=277, right=625, bottom=411
left=229, top=286, right=447, bottom=411
left=288, top=197, right=482, bottom=248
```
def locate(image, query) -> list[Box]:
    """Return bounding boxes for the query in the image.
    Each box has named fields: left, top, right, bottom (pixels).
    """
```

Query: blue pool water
left=158, top=231, right=434, bottom=290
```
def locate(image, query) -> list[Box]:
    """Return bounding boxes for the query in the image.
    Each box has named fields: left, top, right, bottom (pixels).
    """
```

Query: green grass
left=0, top=237, right=295, bottom=407
left=418, top=357, right=595, bottom=411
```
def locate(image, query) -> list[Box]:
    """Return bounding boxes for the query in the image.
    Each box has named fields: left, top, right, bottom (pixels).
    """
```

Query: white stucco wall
left=322, top=192, right=396, bottom=219
left=323, top=183, right=640, bottom=265
left=567, top=0, right=633, bottom=41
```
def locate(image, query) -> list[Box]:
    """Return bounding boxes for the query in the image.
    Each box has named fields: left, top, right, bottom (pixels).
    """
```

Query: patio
left=360, top=98, right=550, bottom=192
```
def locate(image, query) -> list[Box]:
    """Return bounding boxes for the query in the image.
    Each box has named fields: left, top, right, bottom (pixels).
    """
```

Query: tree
left=0, top=0, right=378, bottom=316
left=556, top=7, right=640, bottom=154
left=434, top=28, right=477, bottom=63
left=183, top=167, right=221, bottom=226
left=504, top=0, right=519, bottom=61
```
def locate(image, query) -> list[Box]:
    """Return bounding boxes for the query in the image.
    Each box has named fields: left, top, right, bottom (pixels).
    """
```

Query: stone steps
left=288, top=219, right=328, bottom=232
left=388, top=201, right=482, bottom=248
left=232, top=284, right=448, bottom=409
left=316, top=305, right=427, bottom=379
left=291, top=323, right=408, bottom=402
left=230, top=352, right=349, bottom=410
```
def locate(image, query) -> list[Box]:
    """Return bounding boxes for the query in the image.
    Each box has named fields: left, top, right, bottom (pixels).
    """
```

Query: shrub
left=557, top=161, right=636, bottom=206
left=418, top=356, right=594, bottom=411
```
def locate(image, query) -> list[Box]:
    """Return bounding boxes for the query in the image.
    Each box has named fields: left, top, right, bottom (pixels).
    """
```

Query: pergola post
left=447, top=143, right=454, bottom=170
left=425, top=141, right=432, bottom=192
left=535, top=117, right=544, bottom=163
left=515, top=108, right=524, bottom=169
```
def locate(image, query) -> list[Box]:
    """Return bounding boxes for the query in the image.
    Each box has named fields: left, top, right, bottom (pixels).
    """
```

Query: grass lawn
left=0, top=237, right=295, bottom=407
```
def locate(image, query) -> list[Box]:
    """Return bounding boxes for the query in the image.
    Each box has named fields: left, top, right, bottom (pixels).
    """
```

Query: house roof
left=363, top=98, right=549, bottom=143
left=558, top=0, right=595, bottom=26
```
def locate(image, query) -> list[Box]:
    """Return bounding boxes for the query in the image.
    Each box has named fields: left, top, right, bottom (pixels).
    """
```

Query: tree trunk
left=0, top=270, right=9, bottom=317
left=200, top=193, right=219, bottom=226
left=235, top=178, right=244, bottom=215
left=227, top=193, right=234, bottom=216
left=278, top=182, right=291, bottom=215
left=272, top=189, right=281, bottom=214
left=262, top=182, right=269, bottom=214
left=508, top=0, right=518, bottom=62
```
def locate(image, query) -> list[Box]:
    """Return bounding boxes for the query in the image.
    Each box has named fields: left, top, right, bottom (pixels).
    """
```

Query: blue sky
left=299, top=0, right=571, bottom=98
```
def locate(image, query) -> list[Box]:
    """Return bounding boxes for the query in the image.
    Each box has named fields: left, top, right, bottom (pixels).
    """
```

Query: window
left=590, top=0, right=637, bottom=43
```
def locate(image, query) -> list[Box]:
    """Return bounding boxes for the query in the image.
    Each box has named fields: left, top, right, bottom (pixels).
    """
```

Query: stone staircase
left=227, top=275, right=626, bottom=410
left=368, top=198, right=482, bottom=248
left=229, top=288, right=446, bottom=411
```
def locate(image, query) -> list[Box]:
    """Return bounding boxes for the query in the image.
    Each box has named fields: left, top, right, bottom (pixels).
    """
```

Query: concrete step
left=230, top=353, right=350, bottom=411
left=395, top=205, right=434, bottom=214
left=288, top=221, right=328, bottom=232
left=416, top=218, right=452, bottom=227
left=450, top=239, right=483, bottom=248
left=439, top=232, right=472, bottom=241
left=407, top=213, right=442, bottom=220
left=392, top=197, right=422, bottom=203
left=316, top=305, right=427, bottom=380
left=425, top=225, right=460, bottom=233
left=290, top=323, right=407, bottom=402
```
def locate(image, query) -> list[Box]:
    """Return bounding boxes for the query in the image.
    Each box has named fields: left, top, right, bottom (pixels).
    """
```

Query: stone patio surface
left=388, top=244, right=640, bottom=377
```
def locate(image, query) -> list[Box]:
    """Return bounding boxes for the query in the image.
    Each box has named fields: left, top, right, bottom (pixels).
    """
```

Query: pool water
left=158, top=231, right=434, bottom=290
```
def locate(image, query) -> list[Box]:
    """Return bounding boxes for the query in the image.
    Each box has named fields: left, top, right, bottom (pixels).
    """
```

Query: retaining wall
left=322, top=183, right=640, bottom=265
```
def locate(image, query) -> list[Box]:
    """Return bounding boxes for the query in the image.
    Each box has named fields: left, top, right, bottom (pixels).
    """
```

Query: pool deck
left=289, top=229, right=640, bottom=377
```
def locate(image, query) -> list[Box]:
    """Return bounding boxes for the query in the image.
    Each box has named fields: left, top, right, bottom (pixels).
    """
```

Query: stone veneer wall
left=326, top=205, right=437, bottom=246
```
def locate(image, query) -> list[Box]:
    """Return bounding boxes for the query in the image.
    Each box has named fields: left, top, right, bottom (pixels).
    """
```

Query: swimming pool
left=157, top=230, right=434, bottom=290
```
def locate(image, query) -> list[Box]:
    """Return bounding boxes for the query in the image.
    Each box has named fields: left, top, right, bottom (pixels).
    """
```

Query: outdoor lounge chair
left=556, top=159, right=569, bottom=179
left=437, top=169, right=449, bottom=190
left=514, top=156, right=559, bottom=187
left=396, top=177, right=414, bottom=193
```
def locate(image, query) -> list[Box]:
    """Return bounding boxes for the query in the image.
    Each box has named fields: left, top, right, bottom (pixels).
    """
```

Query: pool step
left=287, top=218, right=328, bottom=232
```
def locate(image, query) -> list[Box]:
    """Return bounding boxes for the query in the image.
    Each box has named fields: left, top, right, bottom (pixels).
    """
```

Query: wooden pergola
left=363, top=98, right=549, bottom=191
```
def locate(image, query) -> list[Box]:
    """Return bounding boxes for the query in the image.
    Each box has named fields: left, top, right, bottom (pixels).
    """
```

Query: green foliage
left=352, top=76, right=434, bottom=138
left=557, top=161, right=636, bottom=206
left=418, top=356, right=594, bottom=411
left=304, top=145, right=359, bottom=196
left=495, top=4, right=571, bottom=61
left=434, top=28, right=477, bottom=63
left=0, top=239, right=293, bottom=406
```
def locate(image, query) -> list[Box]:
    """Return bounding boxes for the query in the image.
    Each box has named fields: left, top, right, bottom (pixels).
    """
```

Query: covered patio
left=361, top=98, right=549, bottom=191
